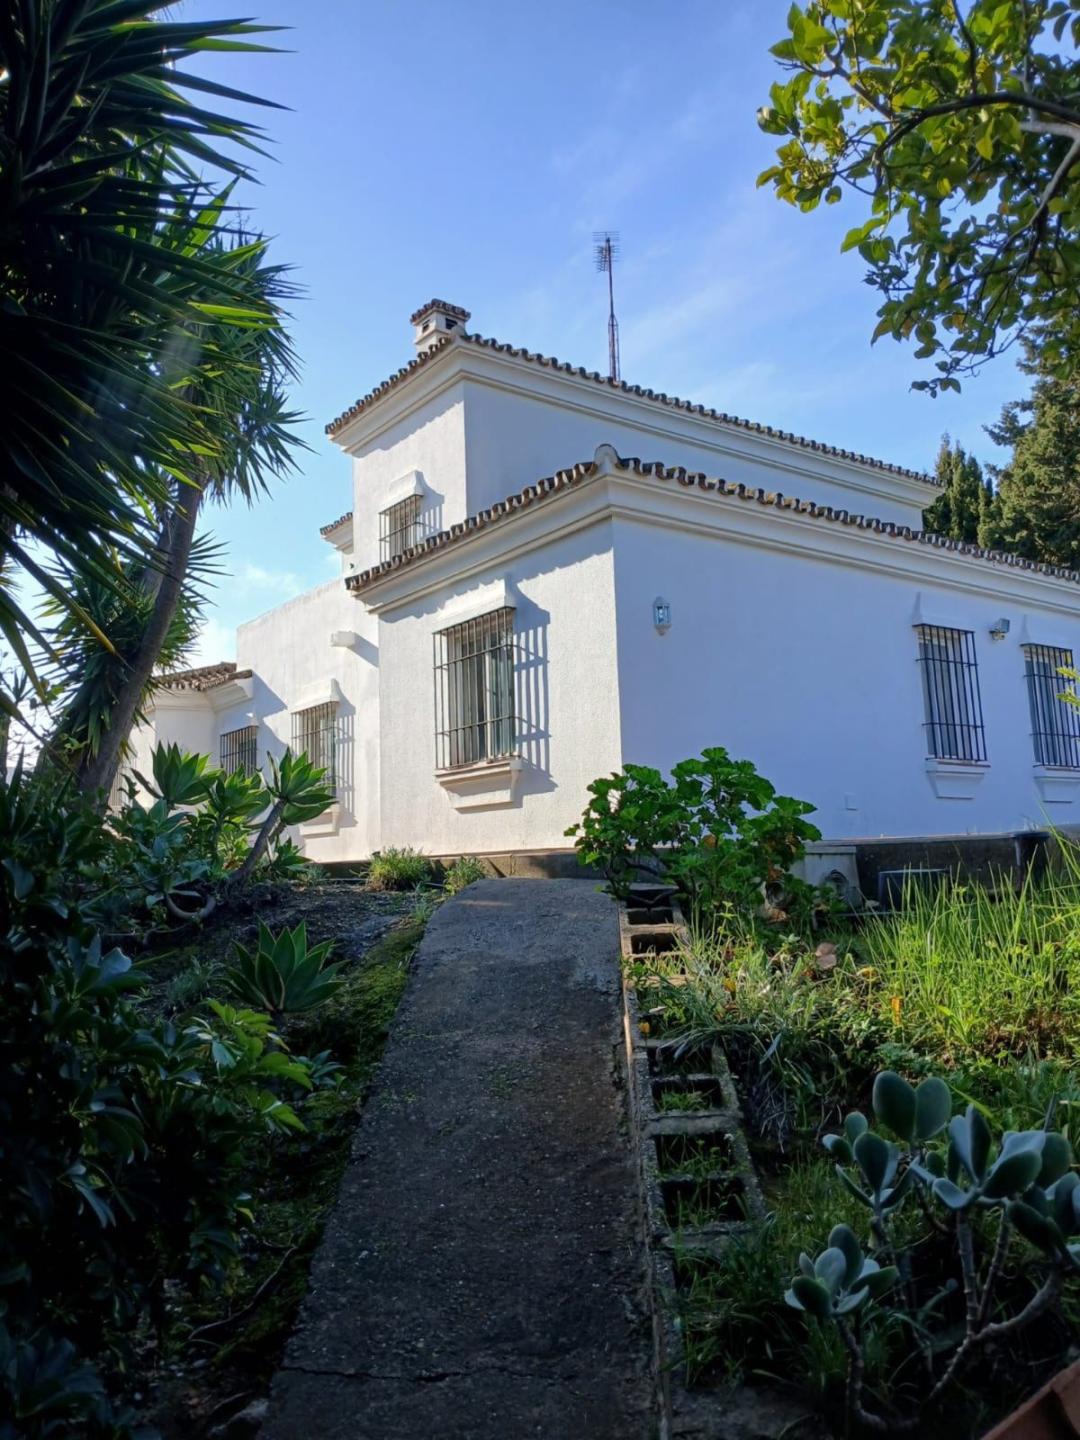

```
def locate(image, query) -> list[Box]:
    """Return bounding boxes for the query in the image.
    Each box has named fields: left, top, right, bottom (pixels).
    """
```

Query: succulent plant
left=785, top=1224, right=897, bottom=1318
left=786, top=1068, right=1080, bottom=1435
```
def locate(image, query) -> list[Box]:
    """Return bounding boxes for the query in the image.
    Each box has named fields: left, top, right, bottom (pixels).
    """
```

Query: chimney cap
left=409, top=298, right=471, bottom=326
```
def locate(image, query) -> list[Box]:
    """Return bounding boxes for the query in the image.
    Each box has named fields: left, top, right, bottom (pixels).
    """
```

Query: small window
left=220, top=725, right=258, bottom=777
left=1024, top=645, right=1080, bottom=768
left=433, top=609, right=515, bottom=770
left=380, top=495, right=422, bottom=562
left=915, top=625, right=987, bottom=762
left=291, top=702, right=338, bottom=793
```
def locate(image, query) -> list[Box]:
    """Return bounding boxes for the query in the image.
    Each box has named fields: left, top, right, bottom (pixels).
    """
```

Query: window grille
left=291, top=702, right=338, bottom=792
left=433, top=608, right=515, bottom=770
left=1024, top=645, right=1080, bottom=768
left=380, top=495, right=422, bottom=562
left=220, top=725, right=258, bottom=776
left=915, top=625, right=987, bottom=762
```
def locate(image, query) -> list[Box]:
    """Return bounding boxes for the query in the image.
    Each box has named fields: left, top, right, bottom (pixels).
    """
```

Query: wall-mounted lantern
left=989, top=617, right=1011, bottom=642
left=653, top=597, right=672, bottom=633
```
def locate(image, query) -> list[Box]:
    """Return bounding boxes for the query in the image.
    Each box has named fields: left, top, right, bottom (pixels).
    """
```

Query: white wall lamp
left=989, top=617, right=1011, bottom=642
left=653, top=597, right=672, bottom=634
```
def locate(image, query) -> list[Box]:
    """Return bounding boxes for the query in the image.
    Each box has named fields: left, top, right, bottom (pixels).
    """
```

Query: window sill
left=436, top=756, right=522, bottom=811
left=1033, top=767, right=1080, bottom=804
left=924, top=759, right=988, bottom=800
left=299, top=801, right=342, bottom=837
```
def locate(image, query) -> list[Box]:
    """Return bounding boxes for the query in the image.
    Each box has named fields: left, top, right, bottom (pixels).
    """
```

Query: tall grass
left=634, top=851, right=1080, bottom=1136
left=860, top=863, right=1080, bottom=1063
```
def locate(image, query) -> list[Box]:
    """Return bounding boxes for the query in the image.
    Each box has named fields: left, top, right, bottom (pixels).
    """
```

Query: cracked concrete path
left=262, top=879, right=654, bottom=1440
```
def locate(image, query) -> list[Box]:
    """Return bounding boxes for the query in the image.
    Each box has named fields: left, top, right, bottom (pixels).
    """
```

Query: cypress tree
left=979, top=363, right=1080, bottom=568
left=923, top=438, right=992, bottom=543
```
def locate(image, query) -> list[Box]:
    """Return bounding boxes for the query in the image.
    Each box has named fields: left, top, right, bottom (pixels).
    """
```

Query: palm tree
left=44, top=224, right=303, bottom=796
left=0, top=1, right=285, bottom=707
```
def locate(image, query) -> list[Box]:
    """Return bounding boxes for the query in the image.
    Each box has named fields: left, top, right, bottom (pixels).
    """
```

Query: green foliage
left=567, top=747, right=820, bottom=925
left=787, top=1069, right=1080, bottom=1432
left=367, top=847, right=433, bottom=892
left=0, top=0, right=286, bottom=691
left=758, top=2, right=1080, bottom=389
left=979, top=346, right=1080, bottom=567
left=226, top=921, right=344, bottom=1018
left=0, top=766, right=329, bottom=1436
left=443, top=856, right=489, bottom=895
left=107, top=743, right=332, bottom=921
left=923, top=439, right=994, bottom=544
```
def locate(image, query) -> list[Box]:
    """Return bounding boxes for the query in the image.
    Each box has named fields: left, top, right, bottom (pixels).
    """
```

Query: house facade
left=139, top=300, right=1080, bottom=864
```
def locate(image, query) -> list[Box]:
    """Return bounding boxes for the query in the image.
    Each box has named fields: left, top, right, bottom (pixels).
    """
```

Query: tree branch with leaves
left=758, top=1, right=1080, bottom=391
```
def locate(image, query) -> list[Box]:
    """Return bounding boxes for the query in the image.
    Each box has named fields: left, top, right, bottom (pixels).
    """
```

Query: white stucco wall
left=373, top=519, right=622, bottom=855
left=346, top=382, right=468, bottom=576
left=610, top=509, right=1080, bottom=840
left=459, top=372, right=931, bottom=528
left=233, top=577, right=378, bottom=859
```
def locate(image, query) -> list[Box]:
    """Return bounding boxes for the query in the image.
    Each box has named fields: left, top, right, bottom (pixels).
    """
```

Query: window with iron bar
left=433, top=608, right=515, bottom=770
left=1024, top=645, right=1080, bottom=768
left=220, top=725, right=258, bottom=777
left=291, top=702, right=338, bottom=793
left=380, top=495, right=422, bottom=562
left=915, top=625, right=987, bottom=763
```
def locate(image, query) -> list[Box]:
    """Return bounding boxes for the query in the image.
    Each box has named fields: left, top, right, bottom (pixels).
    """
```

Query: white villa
left=140, top=299, right=1080, bottom=867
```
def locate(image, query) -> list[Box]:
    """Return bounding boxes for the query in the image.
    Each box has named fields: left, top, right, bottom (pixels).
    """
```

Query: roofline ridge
left=325, top=326, right=937, bottom=487
left=344, top=447, right=1080, bottom=594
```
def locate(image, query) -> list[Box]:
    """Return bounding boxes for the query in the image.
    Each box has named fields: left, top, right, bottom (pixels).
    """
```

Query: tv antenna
left=594, top=230, right=621, bottom=383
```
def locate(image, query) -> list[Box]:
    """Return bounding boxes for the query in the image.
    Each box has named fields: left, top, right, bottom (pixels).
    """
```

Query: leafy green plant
left=786, top=1069, right=1080, bottom=1434
left=226, top=921, right=344, bottom=1019
left=367, top=847, right=432, bottom=892
left=443, top=856, right=488, bottom=895
left=107, top=743, right=332, bottom=923
left=0, top=766, right=322, bottom=1436
left=566, top=747, right=820, bottom=926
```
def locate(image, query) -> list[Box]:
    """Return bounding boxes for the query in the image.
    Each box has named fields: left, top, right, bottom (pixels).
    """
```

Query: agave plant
left=226, top=921, right=344, bottom=1018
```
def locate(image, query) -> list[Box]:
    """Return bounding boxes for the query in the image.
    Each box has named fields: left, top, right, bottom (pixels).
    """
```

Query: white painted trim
left=330, top=339, right=937, bottom=512
left=357, top=466, right=1080, bottom=621
left=433, top=577, right=516, bottom=629
left=1033, top=768, right=1080, bottom=804
left=208, top=675, right=254, bottom=710
left=1017, top=614, right=1079, bottom=655
left=148, top=689, right=211, bottom=715
left=299, top=802, right=342, bottom=836
left=924, top=759, right=988, bottom=800
left=290, top=678, right=343, bottom=713
left=382, top=469, right=425, bottom=508
left=436, top=756, right=523, bottom=810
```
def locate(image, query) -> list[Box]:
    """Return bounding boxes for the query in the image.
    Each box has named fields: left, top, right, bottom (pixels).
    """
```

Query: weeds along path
left=263, top=878, right=653, bottom=1440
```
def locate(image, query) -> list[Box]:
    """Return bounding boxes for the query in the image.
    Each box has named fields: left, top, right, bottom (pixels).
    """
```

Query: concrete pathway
left=263, top=879, right=653, bottom=1440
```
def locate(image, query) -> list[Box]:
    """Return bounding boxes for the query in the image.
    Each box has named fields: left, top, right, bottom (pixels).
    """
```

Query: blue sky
left=186, top=0, right=1028, bottom=664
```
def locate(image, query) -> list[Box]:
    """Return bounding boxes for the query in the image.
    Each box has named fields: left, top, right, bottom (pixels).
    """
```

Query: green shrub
left=566, top=746, right=820, bottom=926
left=226, top=920, right=343, bottom=1018
left=0, top=766, right=326, bottom=1435
left=109, top=741, right=333, bottom=923
left=443, top=856, right=488, bottom=894
left=367, top=846, right=431, bottom=891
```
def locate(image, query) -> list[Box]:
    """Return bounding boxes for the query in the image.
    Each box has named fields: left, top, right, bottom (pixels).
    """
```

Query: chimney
left=410, top=299, right=470, bottom=354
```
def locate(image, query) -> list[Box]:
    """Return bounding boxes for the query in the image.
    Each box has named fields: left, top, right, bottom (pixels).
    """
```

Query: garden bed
left=620, top=873, right=1080, bottom=1439
left=136, top=881, right=428, bottom=1438
left=619, top=893, right=825, bottom=1440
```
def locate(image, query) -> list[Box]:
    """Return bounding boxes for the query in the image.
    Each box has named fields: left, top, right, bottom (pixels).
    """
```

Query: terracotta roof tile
left=326, top=330, right=937, bottom=487
left=409, top=299, right=471, bottom=325
left=344, top=451, right=1080, bottom=595
left=158, top=661, right=253, bottom=693
left=320, top=510, right=353, bottom=536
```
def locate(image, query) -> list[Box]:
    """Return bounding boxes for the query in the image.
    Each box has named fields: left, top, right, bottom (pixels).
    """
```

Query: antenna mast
left=594, top=230, right=621, bottom=383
